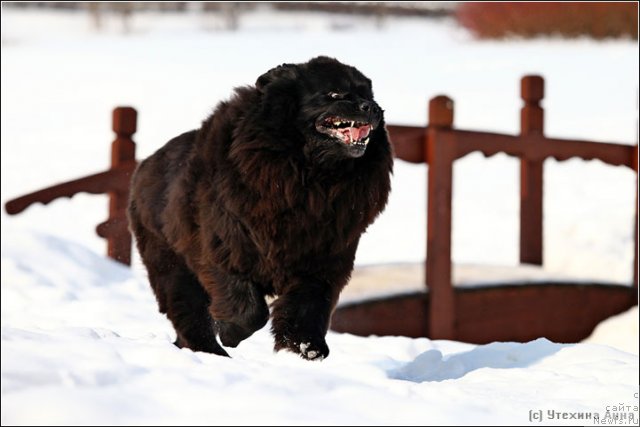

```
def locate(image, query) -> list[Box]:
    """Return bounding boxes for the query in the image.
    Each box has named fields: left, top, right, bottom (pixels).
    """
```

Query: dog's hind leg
left=164, top=265, right=228, bottom=357
left=130, top=214, right=228, bottom=356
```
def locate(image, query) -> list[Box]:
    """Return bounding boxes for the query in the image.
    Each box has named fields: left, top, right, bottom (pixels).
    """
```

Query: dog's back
left=128, top=130, right=197, bottom=240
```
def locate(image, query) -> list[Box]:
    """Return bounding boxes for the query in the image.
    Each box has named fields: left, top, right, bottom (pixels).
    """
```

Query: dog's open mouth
left=316, top=116, right=371, bottom=147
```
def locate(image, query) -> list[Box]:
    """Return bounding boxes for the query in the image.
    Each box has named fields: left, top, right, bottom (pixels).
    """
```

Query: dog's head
left=256, top=56, right=384, bottom=160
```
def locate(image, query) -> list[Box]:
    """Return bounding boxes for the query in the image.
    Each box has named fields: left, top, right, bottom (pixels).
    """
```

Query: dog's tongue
left=342, top=124, right=371, bottom=144
left=356, top=124, right=371, bottom=140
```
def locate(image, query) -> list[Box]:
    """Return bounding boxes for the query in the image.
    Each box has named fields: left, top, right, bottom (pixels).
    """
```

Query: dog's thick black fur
left=128, top=56, right=393, bottom=360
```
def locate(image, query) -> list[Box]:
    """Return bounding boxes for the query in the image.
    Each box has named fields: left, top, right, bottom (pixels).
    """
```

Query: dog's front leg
left=271, top=281, right=339, bottom=361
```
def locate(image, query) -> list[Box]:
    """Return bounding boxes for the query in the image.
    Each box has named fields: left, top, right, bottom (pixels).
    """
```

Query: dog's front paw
left=274, top=334, right=329, bottom=361
left=298, top=340, right=329, bottom=361
left=215, top=320, right=250, bottom=348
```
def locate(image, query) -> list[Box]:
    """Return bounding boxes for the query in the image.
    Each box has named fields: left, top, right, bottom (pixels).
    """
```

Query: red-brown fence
left=5, top=107, right=137, bottom=265
left=4, top=76, right=638, bottom=343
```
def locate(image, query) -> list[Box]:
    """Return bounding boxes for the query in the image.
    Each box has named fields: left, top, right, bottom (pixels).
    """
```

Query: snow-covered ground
left=1, top=8, right=638, bottom=425
left=584, top=306, right=638, bottom=355
left=2, top=228, right=638, bottom=425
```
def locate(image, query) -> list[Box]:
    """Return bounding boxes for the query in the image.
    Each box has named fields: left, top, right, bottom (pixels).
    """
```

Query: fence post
left=633, top=144, right=638, bottom=288
left=426, top=95, right=456, bottom=339
left=107, top=107, right=137, bottom=264
left=520, top=75, right=544, bottom=265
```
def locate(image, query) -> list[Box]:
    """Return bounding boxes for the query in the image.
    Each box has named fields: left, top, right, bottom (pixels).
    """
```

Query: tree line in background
left=4, top=1, right=637, bottom=39
left=3, top=2, right=454, bottom=16
left=4, top=2, right=453, bottom=32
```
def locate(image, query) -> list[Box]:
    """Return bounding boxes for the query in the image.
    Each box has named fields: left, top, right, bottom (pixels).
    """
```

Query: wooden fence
left=5, top=107, right=137, bottom=265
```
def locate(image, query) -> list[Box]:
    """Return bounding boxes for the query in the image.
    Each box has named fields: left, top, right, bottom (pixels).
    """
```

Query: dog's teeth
left=364, top=137, right=369, bottom=144
left=350, top=121, right=355, bottom=127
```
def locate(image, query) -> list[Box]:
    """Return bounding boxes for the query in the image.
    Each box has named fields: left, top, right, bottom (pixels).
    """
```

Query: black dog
left=128, top=56, right=393, bottom=360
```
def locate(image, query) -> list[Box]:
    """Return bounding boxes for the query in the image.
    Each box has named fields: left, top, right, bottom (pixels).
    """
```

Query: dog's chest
left=265, top=180, right=366, bottom=247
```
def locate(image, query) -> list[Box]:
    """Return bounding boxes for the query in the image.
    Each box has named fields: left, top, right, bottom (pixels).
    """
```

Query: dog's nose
left=359, top=101, right=372, bottom=112
left=359, top=101, right=381, bottom=121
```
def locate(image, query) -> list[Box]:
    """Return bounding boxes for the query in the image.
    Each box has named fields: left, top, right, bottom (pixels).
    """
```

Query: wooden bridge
left=5, top=76, right=638, bottom=344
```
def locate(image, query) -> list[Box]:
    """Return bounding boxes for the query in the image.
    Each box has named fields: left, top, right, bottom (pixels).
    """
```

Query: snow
left=584, top=307, right=639, bottom=356
left=2, top=229, right=638, bottom=425
left=1, top=8, right=638, bottom=425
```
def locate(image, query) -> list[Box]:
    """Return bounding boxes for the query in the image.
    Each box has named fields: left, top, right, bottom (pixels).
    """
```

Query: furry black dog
left=128, top=56, right=393, bottom=360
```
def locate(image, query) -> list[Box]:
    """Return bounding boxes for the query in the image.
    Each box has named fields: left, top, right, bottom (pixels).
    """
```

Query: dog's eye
left=328, top=92, right=345, bottom=100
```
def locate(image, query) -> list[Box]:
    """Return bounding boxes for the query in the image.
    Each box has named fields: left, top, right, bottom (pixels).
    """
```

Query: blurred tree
left=84, top=2, right=134, bottom=34
left=86, top=2, right=102, bottom=31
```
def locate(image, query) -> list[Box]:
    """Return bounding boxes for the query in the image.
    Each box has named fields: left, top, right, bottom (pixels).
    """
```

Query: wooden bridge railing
left=5, top=107, right=138, bottom=265
left=387, top=75, right=638, bottom=339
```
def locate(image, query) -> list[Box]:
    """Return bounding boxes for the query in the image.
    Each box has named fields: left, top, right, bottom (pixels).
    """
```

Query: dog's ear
left=256, top=63, right=298, bottom=92
left=256, top=63, right=300, bottom=125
